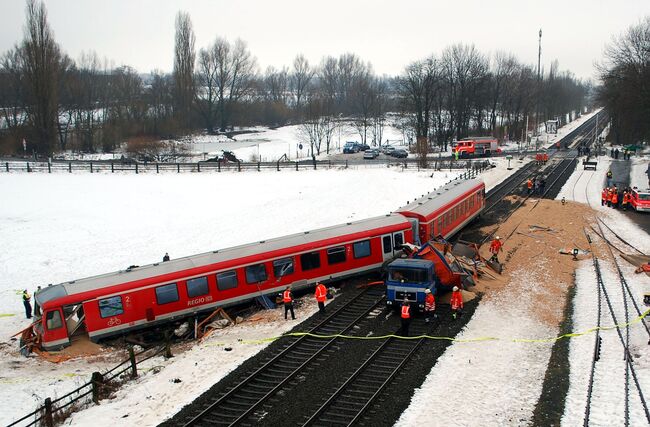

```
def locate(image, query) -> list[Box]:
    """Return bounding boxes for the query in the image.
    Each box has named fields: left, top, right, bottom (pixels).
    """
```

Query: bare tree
left=290, top=54, right=314, bottom=114
left=195, top=46, right=219, bottom=133
left=21, top=0, right=66, bottom=155
left=398, top=56, right=438, bottom=167
left=173, top=11, right=196, bottom=131
left=297, top=95, right=336, bottom=161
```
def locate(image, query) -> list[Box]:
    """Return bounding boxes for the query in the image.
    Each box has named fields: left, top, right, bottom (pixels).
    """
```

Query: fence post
left=135, top=164, right=139, bottom=174
left=128, top=346, right=138, bottom=378
left=47, top=162, right=51, bottom=173
left=328, top=159, right=331, bottom=169
left=345, top=160, right=348, bottom=169
left=313, top=159, right=317, bottom=170
left=68, top=162, right=72, bottom=173
left=177, top=163, right=180, bottom=173
left=5, top=162, right=8, bottom=172
left=295, top=161, right=299, bottom=171
left=164, top=334, right=173, bottom=359
left=197, top=162, right=201, bottom=173
left=257, top=161, right=260, bottom=172
left=44, top=397, right=54, bottom=427
left=218, top=161, right=221, bottom=172
left=111, top=162, right=114, bottom=173
left=277, top=161, right=280, bottom=172
left=91, top=371, right=104, bottom=404
left=90, top=162, right=93, bottom=173
left=26, top=162, right=31, bottom=173
left=156, top=163, right=159, bottom=173
left=237, top=161, right=241, bottom=172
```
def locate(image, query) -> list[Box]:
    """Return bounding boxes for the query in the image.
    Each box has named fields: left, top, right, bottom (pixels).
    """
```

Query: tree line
left=0, top=0, right=591, bottom=159
left=598, top=17, right=650, bottom=146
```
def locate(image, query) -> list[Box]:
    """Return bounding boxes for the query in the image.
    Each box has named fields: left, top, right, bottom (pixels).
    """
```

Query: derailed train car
left=30, top=178, right=485, bottom=351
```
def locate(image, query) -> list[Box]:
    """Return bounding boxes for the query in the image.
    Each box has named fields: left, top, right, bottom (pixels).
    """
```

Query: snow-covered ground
left=2, top=112, right=643, bottom=427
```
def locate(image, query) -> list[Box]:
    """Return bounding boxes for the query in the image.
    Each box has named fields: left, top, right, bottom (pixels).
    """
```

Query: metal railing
left=7, top=343, right=171, bottom=427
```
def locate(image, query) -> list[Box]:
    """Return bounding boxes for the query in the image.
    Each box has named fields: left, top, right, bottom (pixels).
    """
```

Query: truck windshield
left=638, top=193, right=650, bottom=201
left=389, top=268, right=428, bottom=283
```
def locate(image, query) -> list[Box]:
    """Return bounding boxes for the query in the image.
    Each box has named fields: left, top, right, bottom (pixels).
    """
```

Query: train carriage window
left=186, top=277, right=209, bottom=298
left=394, top=233, right=404, bottom=248
left=156, top=283, right=179, bottom=305
left=99, top=296, right=124, bottom=318
left=216, top=270, right=238, bottom=290
left=246, top=264, right=268, bottom=284
left=353, top=240, right=371, bottom=259
left=437, top=217, right=443, bottom=233
left=300, top=252, right=321, bottom=271
left=382, top=236, right=392, bottom=254
left=327, top=246, right=347, bottom=264
left=273, top=257, right=294, bottom=278
left=45, top=310, right=63, bottom=330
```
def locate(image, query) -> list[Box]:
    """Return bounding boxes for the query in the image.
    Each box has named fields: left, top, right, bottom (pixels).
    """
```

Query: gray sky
left=1, top=0, right=648, bottom=80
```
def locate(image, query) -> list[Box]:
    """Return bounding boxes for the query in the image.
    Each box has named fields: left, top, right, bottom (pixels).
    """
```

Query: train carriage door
left=42, top=308, right=69, bottom=350
left=393, top=232, right=405, bottom=257
left=381, top=234, right=393, bottom=261
left=407, top=218, right=420, bottom=246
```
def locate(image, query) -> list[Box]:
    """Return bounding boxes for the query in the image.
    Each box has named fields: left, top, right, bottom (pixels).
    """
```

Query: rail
left=7, top=343, right=171, bottom=427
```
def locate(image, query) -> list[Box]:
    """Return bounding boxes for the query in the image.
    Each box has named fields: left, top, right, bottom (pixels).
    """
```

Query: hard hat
left=453, top=286, right=459, bottom=291
left=424, top=289, right=431, bottom=294
left=495, top=236, right=500, bottom=240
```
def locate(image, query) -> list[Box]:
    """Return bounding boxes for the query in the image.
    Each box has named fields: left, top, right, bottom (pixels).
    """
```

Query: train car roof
left=37, top=214, right=409, bottom=305
left=396, top=178, right=484, bottom=222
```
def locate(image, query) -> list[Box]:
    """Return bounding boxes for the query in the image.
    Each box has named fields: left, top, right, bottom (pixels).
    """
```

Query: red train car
left=34, top=215, right=412, bottom=350
left=31, top=177, right=485, bottom=351
left=396, top=178, right=485, bottom=244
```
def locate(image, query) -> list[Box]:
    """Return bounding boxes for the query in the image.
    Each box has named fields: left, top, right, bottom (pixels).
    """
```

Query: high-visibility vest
left=315, top=284, right=327, bottom=302
left=451, top=291, right=463, bottom=310
left=612, top=193, right=618, bottom=204
left=283, top=290, right=292, bottom=303
left=623, top=194, right=629, bottom=204
left=527, top=180, right=533, bottom=189
left=401, top=304, right=410, bottom=319
left=425, top=294, right=435, bottom=311
left=601, top=190, right=607, bottom=201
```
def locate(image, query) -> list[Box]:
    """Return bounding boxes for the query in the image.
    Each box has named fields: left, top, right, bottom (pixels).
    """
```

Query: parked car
left=392, top=149, right=408, bottom=158
left=363, top=148, right=380, bottom=159
left=358, top=143, right=370, bottom=151
left=382, top=145, right=396, bottom=155
left=343, top=142, right=360, bottom=154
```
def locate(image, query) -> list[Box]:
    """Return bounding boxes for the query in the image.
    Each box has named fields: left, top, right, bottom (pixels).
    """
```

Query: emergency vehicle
left=629, top=188, right=650, bottom=212
left=452, top=137, right=500, bottom=158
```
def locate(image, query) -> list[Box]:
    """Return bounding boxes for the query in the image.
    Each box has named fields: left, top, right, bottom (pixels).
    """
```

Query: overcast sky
left=1, top=0, right=648, bottom=81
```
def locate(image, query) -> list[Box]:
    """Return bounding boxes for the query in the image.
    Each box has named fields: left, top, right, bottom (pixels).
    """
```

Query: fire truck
left=452, top=137, right=500, bottom=158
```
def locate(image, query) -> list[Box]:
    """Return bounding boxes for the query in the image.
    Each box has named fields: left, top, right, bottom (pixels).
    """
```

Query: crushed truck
left=452, top=137, right=500, bottom=158
left=385, top=242, right=474, bottom=310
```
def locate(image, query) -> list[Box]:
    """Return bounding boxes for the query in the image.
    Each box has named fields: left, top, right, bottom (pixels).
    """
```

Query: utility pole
left=535, top=29, right=542, bottom=142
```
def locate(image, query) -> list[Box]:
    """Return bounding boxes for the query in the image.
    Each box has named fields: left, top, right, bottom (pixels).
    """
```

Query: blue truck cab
left=385, top=258, right=438, bottom=310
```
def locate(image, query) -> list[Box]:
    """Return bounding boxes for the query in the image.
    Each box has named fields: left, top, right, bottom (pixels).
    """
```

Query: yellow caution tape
left=211, top=309, right=650, bottom=345
left=0, top=313, right=16, bottom=318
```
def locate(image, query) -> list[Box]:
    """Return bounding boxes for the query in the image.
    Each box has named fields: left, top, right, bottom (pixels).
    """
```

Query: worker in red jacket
left=611, top=190, right=619, bottom=209
left=601, top=188, right=607, bottom=206
left=622, top=191, right=630, bottom=210
left=283, top=286, right=295, bottom=320
left=450, top=286, right=463, bottom=320
left=489, top=236, right=503, bottom=262
left=399, top=298, right=411, bottom=336
left=314, top=282, right=328, bottom=314
left=526, top=178, right=533, bottom=195
left=424, top=289, right=436, bottom=323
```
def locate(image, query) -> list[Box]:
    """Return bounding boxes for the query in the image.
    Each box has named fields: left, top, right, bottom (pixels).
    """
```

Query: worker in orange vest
left=611, top=190, right=619, bottom=209
left=622, top=191, right=630, bottom=210
left=314, top=282, right=328, bottom=314
left=283, top=286, right=295, bottom=320
left=450, top=286, right=463, bottom=320
left=606, top=188, right=612, bottom=207
left=526, top=178, right=533, bottom=195
left=399, top=297, right=411, bottom=336
left=489, top=236, right=503, bottom=263
left=601, top=188, right=607, bottom=206
left=424, top=289, right=436, bottom=323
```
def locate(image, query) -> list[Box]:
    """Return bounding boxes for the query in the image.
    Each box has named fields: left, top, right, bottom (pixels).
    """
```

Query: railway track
left=181, top=287, right=386, bottom=426
left=302, top=319, right=437, bottom=426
